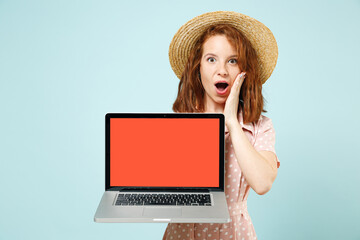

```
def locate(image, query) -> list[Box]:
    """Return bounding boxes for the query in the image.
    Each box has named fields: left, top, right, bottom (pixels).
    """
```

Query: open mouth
left=215, top=82, right=229, bottom=91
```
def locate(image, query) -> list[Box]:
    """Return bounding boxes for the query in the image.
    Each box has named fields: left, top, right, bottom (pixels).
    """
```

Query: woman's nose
left=217, top=62, right=228, bottom=76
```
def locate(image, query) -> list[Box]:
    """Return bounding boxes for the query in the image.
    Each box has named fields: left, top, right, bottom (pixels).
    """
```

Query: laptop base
left=94, top=191, right=230, bottom=223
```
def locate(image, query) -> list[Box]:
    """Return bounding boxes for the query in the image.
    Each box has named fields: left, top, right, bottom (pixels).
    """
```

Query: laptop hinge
left=116, top=188, right=210, bottom=193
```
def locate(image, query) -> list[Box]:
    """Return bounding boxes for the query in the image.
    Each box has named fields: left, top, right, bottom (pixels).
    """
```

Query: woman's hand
left=224, top=72, right=246, bottom=129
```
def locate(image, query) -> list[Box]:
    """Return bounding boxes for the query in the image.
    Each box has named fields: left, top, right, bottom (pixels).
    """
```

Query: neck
left=204, top=97, right=225, bottom=113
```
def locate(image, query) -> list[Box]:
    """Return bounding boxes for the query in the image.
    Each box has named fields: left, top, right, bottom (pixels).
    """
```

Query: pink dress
left=162, top=114, right=280, bottom=240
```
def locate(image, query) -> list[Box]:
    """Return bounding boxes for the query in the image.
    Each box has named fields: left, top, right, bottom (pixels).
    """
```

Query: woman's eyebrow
left=203, top=53, right=217, bottom=58
left=203, top=53, right=238, bottom=58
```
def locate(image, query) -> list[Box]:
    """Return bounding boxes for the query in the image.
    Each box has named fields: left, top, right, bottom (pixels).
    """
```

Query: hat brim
left=169, top=11, right=278, bottom=84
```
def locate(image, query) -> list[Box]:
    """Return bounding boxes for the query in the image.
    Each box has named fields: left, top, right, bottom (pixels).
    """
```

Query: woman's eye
left=207, top=57, right=216, bottom=63
left=229, top=59, right=237, bottom=64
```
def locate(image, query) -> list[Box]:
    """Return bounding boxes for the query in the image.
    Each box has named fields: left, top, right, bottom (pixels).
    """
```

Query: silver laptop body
left=94, top=113, right=230, bottom=223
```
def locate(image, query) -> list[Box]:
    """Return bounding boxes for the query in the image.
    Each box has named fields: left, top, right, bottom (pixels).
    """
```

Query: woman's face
left=199, top=35, right=240, bottom=108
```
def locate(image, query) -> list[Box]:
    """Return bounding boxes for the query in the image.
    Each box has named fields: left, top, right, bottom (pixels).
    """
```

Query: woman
left=163, top=11, right=280, bottom=240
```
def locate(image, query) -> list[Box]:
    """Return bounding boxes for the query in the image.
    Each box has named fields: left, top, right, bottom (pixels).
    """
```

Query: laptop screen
left=106, top=113, right=224, bottom=189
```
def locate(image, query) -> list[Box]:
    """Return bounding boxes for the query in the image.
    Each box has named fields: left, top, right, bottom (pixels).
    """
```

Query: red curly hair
left=172, top=24, right=266, bottom=123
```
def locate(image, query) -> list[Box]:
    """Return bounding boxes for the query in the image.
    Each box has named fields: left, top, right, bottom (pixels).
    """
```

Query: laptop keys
left=115, top=193, right=212, bottom=206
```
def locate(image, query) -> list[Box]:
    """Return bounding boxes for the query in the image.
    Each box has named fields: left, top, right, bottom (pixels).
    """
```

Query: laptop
left=94, top=113, right=230, bottom=223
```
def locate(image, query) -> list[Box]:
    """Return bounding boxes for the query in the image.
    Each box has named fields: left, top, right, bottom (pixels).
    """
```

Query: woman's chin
left=205, top=93, right=228, bottom=107
left=215, top=95, right=228, bottom=104
left=210, top=97, right=227, bottom=107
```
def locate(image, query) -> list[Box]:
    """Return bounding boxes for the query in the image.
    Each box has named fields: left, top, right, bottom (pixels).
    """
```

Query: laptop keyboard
left=115, top=193, right=212, bottom=206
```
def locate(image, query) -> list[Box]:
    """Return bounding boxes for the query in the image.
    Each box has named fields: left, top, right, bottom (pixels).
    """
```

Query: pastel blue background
left=1, top=0, right=359, bottom=239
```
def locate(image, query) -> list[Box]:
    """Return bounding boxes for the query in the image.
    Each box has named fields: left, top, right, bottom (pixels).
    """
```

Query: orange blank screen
left=110, top=118, right=219, bottom=187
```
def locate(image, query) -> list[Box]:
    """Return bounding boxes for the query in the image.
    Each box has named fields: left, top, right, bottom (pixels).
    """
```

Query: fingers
left=236, top=72, right=246, bottom=85
left=224, top=72, right=246, bottom=123
left=232, top=72, right=246, bottom=94
left=226, top=72, right=246, bottom=106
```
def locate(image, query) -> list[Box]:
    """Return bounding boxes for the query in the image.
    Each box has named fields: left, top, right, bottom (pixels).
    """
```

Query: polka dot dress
left=162, top=114, right=279, bottom=240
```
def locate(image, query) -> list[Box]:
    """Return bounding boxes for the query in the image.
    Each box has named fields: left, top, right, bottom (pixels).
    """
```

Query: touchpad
left=143, top=207, right=182, bottom=217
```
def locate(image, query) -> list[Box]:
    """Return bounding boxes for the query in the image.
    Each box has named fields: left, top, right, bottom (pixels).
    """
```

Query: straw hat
left=169, top=11, right=278, bottom=84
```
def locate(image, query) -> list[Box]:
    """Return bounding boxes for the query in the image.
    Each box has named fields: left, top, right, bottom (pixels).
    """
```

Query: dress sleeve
left=253, top=116, right=280, bottom=168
